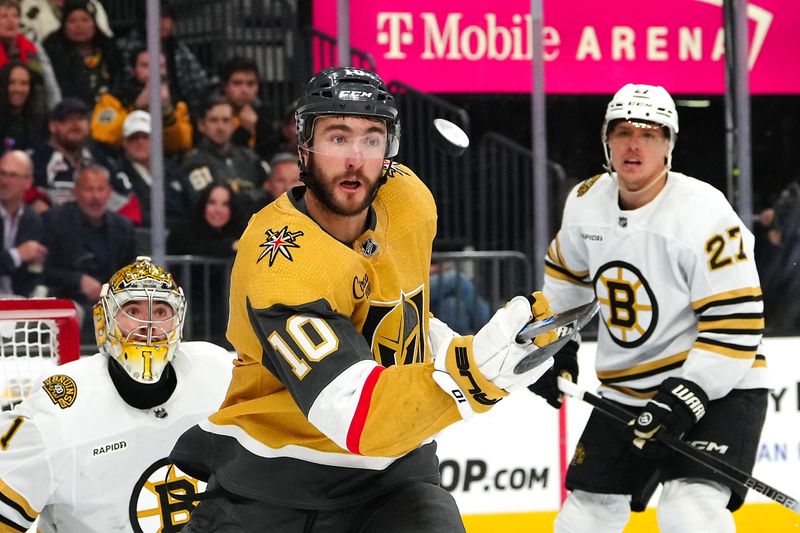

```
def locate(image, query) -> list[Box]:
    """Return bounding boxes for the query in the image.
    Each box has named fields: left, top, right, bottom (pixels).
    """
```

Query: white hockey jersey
left=544, top=172, right=768, bottom=406
left=0, top=342, right=233, bottom=533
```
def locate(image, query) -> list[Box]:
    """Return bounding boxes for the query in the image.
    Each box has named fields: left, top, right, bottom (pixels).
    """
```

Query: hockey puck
left=431, top=118, right=469, bottom=157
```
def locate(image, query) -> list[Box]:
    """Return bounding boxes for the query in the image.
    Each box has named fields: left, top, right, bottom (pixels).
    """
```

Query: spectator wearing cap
left=182, top=93, right=269, bottom=215
left=29, top=96, right=116, bottom=207
left=122, top=0, right=208, bottom=113
left=42, top=0, right=121, bottom=106
left=219, top=56, right=271, bottom=150
left=41, top=162, right=135, bottom=342
left=0, top=0, right=61, bottom=107
left=113, top=110, right=192, bottom=228
left=20, top=0, right=112, bottom=43
left=256, top=98, right=297, bottom=162
left=91, top=46, right=192, bottom=156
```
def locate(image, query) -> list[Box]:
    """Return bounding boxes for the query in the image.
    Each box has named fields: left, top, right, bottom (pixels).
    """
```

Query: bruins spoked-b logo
left=129, top=457, right=205, bottom=533
left=593, top=261, right=658, bottom=348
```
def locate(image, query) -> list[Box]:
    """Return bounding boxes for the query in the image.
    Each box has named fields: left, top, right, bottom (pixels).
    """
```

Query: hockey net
left=0, top=299, right=80, bottom=410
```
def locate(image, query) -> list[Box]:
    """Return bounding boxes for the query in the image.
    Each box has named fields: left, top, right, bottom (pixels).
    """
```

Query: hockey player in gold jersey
left=171, top=67, right=559, bottom=532
left=530, top=84, right=769, bottom=533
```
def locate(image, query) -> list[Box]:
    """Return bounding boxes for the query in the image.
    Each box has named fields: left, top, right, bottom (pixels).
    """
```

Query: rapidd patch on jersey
left=42, top=375, right=77, bottom=409
left=129, top=457, right=205, bottom=533
left=257, top=226, right=304, bottom=266
left=577, top=173, right=603, bottom=197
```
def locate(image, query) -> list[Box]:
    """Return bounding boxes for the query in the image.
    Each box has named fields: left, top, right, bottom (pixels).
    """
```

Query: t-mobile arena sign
left=312, top=0, right=798, bottom=94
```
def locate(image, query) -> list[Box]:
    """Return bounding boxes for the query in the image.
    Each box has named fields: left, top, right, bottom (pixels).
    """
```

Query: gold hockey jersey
left=170, top=162, right=464, bottom=508
left=543, top=171, right=768, bottom=406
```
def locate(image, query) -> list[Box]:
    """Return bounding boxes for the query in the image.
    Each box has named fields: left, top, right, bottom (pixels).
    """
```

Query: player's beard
left=305, top=156, right=382, bottom=217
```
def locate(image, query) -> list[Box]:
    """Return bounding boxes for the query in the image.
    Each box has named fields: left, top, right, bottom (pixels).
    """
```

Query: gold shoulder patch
left=577, top=174, right=604, bottom=197
left=382, top=160, right=411, bottom=178
left=43, top=375, right=77, bottom=409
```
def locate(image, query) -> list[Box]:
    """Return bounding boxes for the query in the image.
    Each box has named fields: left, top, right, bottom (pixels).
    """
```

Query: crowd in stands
left=0, top=0, right=302, bottom=344
left=1, top=0, right=796, bottom=345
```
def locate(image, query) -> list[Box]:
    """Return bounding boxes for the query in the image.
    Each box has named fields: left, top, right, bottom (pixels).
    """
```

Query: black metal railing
left=300, top=28, right=377, bottom=80
left=476, top=132, right=568, bottom=258
left=104, top=0, right=303, bottom=130
left=389, top=81, right=473, bottom=246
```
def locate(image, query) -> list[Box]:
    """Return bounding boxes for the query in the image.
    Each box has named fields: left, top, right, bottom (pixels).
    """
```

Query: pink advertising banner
left=312, top=0, right=800, bottom=94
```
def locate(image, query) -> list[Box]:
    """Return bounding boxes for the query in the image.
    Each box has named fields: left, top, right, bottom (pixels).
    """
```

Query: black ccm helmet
left=295, top=67, right=400, bottom=174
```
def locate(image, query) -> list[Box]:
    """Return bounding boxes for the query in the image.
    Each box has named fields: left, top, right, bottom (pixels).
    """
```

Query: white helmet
left=602, top=83, right=679, bottom=168
left=93, top=256, right=186, bottom=383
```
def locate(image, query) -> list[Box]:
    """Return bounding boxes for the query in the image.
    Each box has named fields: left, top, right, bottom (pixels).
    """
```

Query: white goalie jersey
left=0, top=342, right=233, bottom=533
left=544, top=171, right=768, bottom=406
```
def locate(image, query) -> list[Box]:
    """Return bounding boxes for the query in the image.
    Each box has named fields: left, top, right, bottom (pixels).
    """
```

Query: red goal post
left=0, top=298, right=80, bottom=409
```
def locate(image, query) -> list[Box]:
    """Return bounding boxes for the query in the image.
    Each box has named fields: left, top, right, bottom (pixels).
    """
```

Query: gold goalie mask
left=93, top=256, right=186, bottom=383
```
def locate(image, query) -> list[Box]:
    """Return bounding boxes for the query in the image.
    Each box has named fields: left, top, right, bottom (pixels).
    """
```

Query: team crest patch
left=130, top=458, right=205, bottom=533
left=570, top=442, right=586, bottom=466
left=360, top=238, right=379, bottom=257
left=577, top=174, right=603, bottom=197
left=42, top=375, right=77, bottom=409
left=258, top=226, right=304, bottom=266
left=382, top=160, right=411, bottom=178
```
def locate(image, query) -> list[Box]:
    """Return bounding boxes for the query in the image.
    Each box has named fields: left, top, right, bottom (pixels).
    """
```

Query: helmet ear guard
left=94, top=256, right=186, bottom=384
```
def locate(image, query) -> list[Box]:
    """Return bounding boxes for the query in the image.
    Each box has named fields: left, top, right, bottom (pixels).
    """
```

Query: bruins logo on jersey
left=594, top=261, right=659, bottom=348
left=577, top=174, right=603, bottom=197
left=129, top=457, right=205, bottom=533
left=360, top=285, right=426, bottom=367
left=42, top=375, right=77, bottom=409
left=257, top=226, right=304, bottom=266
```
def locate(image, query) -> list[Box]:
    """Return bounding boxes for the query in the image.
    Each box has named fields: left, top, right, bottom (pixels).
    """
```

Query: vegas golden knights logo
left=594, top=260, right=658, bottom=348
left=360, top=285, right=426, bottom=367
left=130, top=458, right=205, bottom=533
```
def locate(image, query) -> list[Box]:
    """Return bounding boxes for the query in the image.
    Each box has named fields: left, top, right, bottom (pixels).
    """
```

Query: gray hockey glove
left=632, top=377, right=708, bottom=459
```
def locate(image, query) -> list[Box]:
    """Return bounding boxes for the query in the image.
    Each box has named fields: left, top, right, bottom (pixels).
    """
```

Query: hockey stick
left=512, top=300, right=599, bottom=375
left=557, top=377, right=800, bottom=515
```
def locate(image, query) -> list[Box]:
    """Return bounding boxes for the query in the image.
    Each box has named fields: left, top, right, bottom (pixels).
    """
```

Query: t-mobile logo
left=377, top=13, right=414, bottom=59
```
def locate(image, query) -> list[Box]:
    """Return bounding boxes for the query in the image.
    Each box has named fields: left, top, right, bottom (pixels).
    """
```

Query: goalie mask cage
left=0, top=299, right=80, bottom=409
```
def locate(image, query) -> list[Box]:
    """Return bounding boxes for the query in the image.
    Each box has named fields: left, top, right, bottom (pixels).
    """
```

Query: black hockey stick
left=513, top=300, right=599, bottom=375
left=557, top=377, right=800, bottom=515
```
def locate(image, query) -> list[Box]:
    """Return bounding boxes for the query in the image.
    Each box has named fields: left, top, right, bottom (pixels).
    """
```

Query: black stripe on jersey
left=697, top=312, right=764, bottom=321
left=247, top=298, right=373, bottom=417
left=599, top=359, right=685, bottom=384
left=694, top=294, right=763, bottom=314
left=544, top=259, right=591, bottom=284
left=694, top=336, right=760, bottom=353
left=0, top=492, right=35, bottom=524
left=698, top=327, right=765, bottom=335
left=755, top=353, right=766, bottom=362
left=604, top=383, right=659, bottom=398
left=0, top=511, right=28, bottom=532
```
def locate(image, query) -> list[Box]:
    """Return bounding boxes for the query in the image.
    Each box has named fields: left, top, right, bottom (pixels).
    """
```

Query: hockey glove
left=432, top=292, right=558, bottom=419
left=527, top=338, right=579, bottom=409
left=632, top=377, right=709, bottom=458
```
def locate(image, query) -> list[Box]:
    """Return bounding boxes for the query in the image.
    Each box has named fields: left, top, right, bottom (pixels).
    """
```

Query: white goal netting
left=0, top=300, right=80, bottom=410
